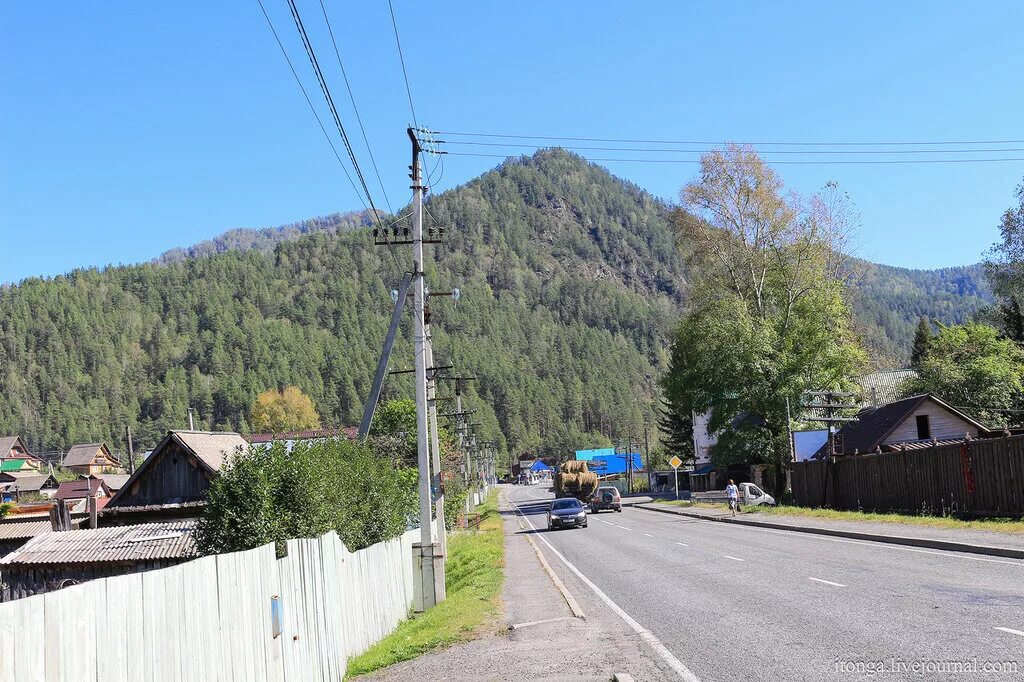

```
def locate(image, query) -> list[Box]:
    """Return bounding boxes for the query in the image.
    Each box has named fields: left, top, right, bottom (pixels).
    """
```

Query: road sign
left=669, top=455, right=683, bottom=469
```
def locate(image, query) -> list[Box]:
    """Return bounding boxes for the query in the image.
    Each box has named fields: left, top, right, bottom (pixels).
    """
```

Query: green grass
left=346, top=490, right=505, bottom=678
left=757, top=505, right=1024, bottom=534
left=655, top=499, right=1024, bottom=534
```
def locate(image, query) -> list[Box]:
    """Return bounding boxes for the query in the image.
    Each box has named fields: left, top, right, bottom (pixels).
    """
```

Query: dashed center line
left=723, top=555, right=745, bottom=562
left=807, top=577, right=846, bottom=587
left=675, top=541, right=689, bottom=547
left=994, top=627, right=1024, bottom=638
left=616, top=525, right=634, bottom=531
left=642, top=533, right=654, bottom=537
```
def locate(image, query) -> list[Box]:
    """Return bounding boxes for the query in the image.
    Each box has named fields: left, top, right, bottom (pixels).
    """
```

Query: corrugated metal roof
left=0, top=520, right=53, bottom=541
left=858, top=369, right=917, bottom=406
left=94, top=473, right=129, bottom=491
left=0, top=459, right=28, bottom=472
left=247, top=427, right=357, bottom=444
left=0, top=520, right=197, bottom=565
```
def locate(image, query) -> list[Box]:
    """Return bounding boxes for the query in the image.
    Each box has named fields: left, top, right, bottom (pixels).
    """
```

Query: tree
left=250, top=386, right=321, bottom=433
left=910, top=316, right=933, bottom=368
left=984, top=180, right=1024, bottom=342
left=657, top=334, right=695, bottom=462
left=667, top=146, right=865, bottom=492
left=195, top=438, right=417, bottom=556
left=908, top=323, right=1024, bottom=426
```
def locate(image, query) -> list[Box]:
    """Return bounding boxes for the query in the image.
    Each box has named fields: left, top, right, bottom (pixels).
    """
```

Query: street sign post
left=669, top=455, right=683, bottom=499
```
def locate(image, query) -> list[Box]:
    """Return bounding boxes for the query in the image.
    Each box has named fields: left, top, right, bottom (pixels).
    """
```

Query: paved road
left=507, top=484, right=1024, bottom=681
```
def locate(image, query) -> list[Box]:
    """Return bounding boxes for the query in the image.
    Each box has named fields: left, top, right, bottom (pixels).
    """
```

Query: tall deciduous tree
left=908, top=323, right=1024, bottom=426
left=250, top=386, right=321, bottom=433
left=666, top=145, right=865, bottom=493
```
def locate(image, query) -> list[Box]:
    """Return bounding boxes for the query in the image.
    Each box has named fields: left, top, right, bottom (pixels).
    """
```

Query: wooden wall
left=0, top=559, right=182, bottom=602
left=792, top=435, right=1024, bottom=516
left=886, top=402, right=979, bottom=444
left=112, top=440, right=213, bottom=507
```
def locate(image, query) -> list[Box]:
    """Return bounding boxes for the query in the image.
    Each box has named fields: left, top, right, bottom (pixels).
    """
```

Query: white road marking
left=723, top=555, right=745, bottom=562
left=994, top=626, right=1024, bottom=638
left=633, top=506, right=1024, bottom=567
left=616, top=525, right=634, bottom=531
left=675, top=541, right=689, bottom=547
left=642, top=533, right=654, bottom=538
left=807, top=577, right=846, bottom=588
left=595, top=518, right=615, bottom=525
left=510, top=498, right=700, bottom=682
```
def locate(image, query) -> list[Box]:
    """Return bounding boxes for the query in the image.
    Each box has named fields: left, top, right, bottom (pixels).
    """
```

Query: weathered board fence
left=791, top=435, right=1024, bottom=516
left=0, top=529, right=418, bottom=682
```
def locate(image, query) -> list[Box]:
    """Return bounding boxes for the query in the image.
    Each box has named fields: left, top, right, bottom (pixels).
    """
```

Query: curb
left=635, top=503, right=1024, bottom=560
left=612, top=674, right=636, bottom=682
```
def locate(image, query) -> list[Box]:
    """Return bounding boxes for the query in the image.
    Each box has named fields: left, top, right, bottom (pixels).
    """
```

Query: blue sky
left=3, top=1, right=1024, bottom=283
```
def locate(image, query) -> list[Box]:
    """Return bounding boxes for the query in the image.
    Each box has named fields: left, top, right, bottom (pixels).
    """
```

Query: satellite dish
left=390, top=289, right=399, bottom=303
left=452, top=287, right=461, bottom=302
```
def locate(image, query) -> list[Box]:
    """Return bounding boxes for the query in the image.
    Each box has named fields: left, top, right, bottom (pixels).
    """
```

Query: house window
left=916, top=414, right=930, bottom=440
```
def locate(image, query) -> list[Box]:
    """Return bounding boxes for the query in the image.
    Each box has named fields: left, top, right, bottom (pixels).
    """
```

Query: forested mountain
left=0, top=150, right=993, bottom=454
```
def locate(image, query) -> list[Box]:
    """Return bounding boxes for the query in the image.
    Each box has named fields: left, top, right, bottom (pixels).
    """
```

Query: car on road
left=547, top=497, right=588, bottom=530
left=590, top=485, right=622, bottom=513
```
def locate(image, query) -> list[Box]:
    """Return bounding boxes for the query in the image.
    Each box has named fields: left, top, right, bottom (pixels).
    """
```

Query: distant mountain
left=0, top=150, right=993, bottom=454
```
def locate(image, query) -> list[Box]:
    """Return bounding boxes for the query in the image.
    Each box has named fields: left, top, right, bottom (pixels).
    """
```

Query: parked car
left=590, top=485, right=622, bottom=513
left=547, top=497, right=588, bottom=530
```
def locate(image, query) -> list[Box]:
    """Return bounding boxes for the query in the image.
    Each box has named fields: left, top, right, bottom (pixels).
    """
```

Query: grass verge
left=656, top=499, right=1024, bottom=534
left=345, top=489, right=505, bottom=678
left=756, top=505, right=1024, bottom=534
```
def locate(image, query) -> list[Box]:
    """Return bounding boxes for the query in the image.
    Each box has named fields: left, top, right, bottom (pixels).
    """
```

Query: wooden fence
left=791, top=435, right=1024, bottom=517
left=0, top=529, right=418, bottom=682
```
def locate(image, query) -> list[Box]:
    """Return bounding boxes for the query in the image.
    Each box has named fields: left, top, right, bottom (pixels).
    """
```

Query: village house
left=0, top=471, right=59, bottom=502
left=62, top=442, right=123, bottom=477
left=0, top=436, right=43, bottom=469
left=813, top=393, right=991, bottom=458
left=100, top=430, right=248, bottom=525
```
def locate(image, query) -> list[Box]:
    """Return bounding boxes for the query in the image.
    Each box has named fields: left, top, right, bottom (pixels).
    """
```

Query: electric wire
left=386, top=0, right=432, bottom=188
left=285, top=0, right=384, bottom=229
left=317, top=0, right=393, bottom=214
left=440, top=140, right=1024, bottom=156
left=255, top=0, right=367, bottom=212
left=435, top=150, right=1024, bottom=166
left=425, top=129, right=1024, bottom=147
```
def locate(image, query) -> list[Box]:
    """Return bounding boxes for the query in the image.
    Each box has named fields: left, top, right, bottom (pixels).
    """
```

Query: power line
left=387, top=0, right=418, bottom=128
left=255, top=0, right=367, bottom=212
left=317, top=0, right=393, bottom=214
left=285, top=0, right=383, bottom=228
left=427, top=129, right=1024, bottom=147
left=440, top=139, right=1024, bottom=156
left=436, top=150, right=1024, bottom=166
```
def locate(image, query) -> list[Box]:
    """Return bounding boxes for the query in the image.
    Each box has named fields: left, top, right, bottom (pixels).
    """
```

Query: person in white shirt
left=725, top=479, right=739, bottom=516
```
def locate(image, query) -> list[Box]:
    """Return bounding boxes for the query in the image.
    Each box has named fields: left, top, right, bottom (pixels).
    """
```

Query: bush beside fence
left=0, top=528, right=418, bottom=682
left=791, top=435, right=1024, bottom=517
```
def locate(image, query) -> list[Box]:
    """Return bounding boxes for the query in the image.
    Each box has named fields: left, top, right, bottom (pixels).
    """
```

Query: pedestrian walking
left=726, top=479, right=739, bottom=516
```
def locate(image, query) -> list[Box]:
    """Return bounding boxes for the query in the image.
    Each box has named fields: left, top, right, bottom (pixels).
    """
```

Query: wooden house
left=814, top=393, right=990, bottom=458
left=0, top=436, right=42, bottom=470
left=101, top=430, right=248, bottom=525
left=0, top=471, right=60, bottom=501
left=62, top=442, right=123, bottom=476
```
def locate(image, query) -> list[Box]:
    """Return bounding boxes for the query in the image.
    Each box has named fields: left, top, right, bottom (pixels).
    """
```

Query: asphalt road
left=507, top=484, right=1024, bottom=681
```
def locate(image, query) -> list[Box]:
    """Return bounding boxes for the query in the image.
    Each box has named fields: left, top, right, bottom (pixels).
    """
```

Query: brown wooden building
left=62, top=442, right=123, bottom=476
left=100, top=430, right=248, bottom=525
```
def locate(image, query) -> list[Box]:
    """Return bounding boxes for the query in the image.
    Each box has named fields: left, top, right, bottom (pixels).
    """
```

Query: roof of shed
left=63, top=443, right=112, bottom=467
left=0, top=519, right=54, bottom=541
left=1, top=474, right=55, bottom=492
left=0, top=520, right=196, bottom=565
left=246, top=426, right=357, bottom=444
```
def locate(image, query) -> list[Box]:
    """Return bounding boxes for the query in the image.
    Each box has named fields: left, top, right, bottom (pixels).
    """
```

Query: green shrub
left=196, top=438, right=417, bottom=556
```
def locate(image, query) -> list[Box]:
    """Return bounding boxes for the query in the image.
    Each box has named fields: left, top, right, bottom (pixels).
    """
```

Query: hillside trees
left=984, top=179, right=1024, bottom=342
left=662, top=146, right=865, bottom=493
left=908, top=323, right=1024, bottom=426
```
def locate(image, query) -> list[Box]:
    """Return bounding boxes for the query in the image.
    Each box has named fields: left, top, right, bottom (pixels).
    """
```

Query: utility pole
left=125, top=425, right=135, bottom=475
left=187, top=407, right=195, bottom=431
left=409, top=128, right=444, bottom=609
left=424, top=338, right=446, bottom=558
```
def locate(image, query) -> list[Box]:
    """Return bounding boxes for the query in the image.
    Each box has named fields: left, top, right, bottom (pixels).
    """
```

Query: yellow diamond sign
left=669, top=455, right=683, bottom=469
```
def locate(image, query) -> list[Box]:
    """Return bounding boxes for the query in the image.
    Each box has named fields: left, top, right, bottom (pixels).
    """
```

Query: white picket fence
left=0, top=529, right=419, bottom=682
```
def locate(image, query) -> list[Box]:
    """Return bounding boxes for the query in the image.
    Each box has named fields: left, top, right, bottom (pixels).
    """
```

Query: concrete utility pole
left=424, top=332, right=446, bottom=557
left=187, top=407, right=195, bottom=431
left=409, top=128, right=445, bottom=610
